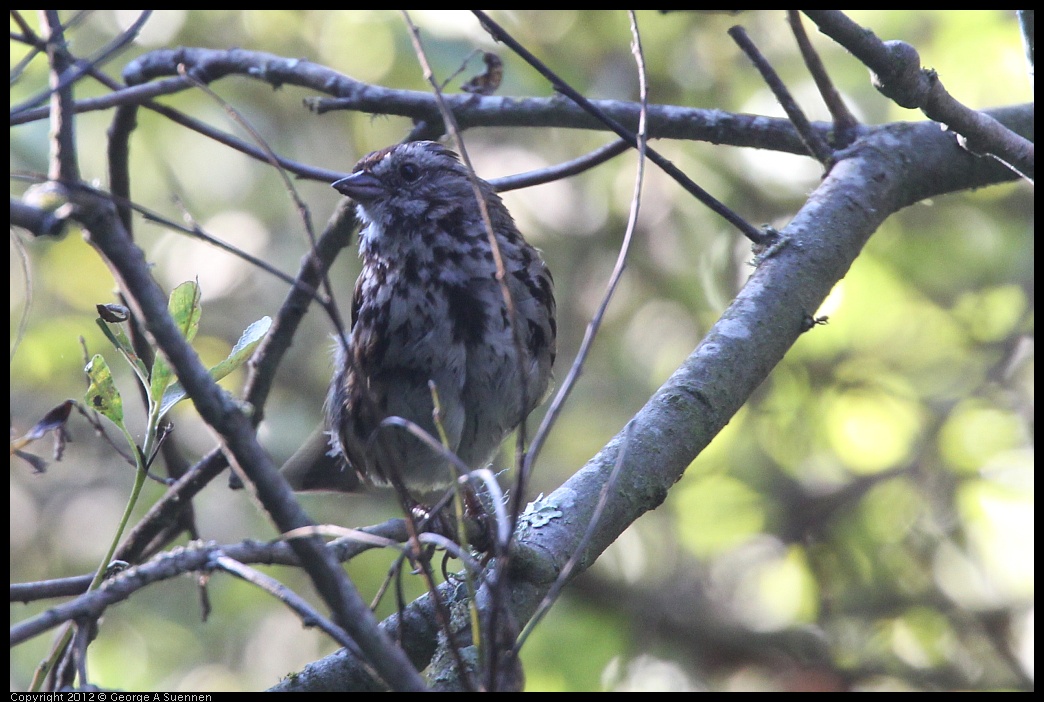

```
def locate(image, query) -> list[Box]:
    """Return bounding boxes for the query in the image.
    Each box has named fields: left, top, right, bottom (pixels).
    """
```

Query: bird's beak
left=332, top=171, right=384, bottom=201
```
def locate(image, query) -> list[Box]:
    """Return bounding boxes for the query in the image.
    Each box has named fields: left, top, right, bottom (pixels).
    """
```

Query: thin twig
left=11, top=174, right=317, bottom=298
left=472, top=10, right=772, bottom=246
left=11, top=519, right=413, bottom=607
left=490, top=138, right=631, bottom=192
left=526, top=10, right=649, bottom=476
left=12, top=11, right=152, bottom=118
left=212, top=554, right=372, bottom=661
left=786, top=10, right=860, bottom=149
left=515, top=419, right=635, bottom=653
left=728, top=25, right=833, bottom=166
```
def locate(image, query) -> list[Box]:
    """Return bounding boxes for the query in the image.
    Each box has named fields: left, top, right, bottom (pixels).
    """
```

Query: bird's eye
left=399, top=162, right=420, bottom=182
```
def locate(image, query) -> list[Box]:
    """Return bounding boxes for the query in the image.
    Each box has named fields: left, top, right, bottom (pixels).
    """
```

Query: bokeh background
left=11, top=10, right=1033, bottom=691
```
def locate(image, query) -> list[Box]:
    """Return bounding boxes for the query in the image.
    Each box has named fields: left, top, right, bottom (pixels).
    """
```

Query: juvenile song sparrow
left=288, top=141, right=556, bottom=495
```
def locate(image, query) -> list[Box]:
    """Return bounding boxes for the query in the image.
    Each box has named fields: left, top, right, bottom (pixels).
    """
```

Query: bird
left=283, top=140, right=556, bottom=498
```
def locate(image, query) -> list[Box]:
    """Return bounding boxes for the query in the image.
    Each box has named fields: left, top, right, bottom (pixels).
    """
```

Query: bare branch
left=803, top=10, right=1034, bottom=180
left=728, top=24, right=834, bottom=166
left=472, top=10, right=772, bottom=246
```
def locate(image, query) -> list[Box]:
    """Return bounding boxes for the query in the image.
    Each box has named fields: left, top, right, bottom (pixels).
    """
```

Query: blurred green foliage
left=10, top=10, right=1032, bottom=692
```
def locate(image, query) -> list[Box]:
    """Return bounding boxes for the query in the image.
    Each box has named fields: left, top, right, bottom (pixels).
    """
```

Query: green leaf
left=95, top=316, right=150, bottom=383
left=84, top=354, right=125, bottom=426
left=157, top=316, right=272, bottom=419
left=207, top=316, right=273, bottom=382
left=150, top=280, right=203, bottom=402
left=168, top=280, right=203, bottom=342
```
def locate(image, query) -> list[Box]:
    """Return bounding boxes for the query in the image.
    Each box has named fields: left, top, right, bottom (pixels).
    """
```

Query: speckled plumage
left=324, top=141, right=556, bottom=492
